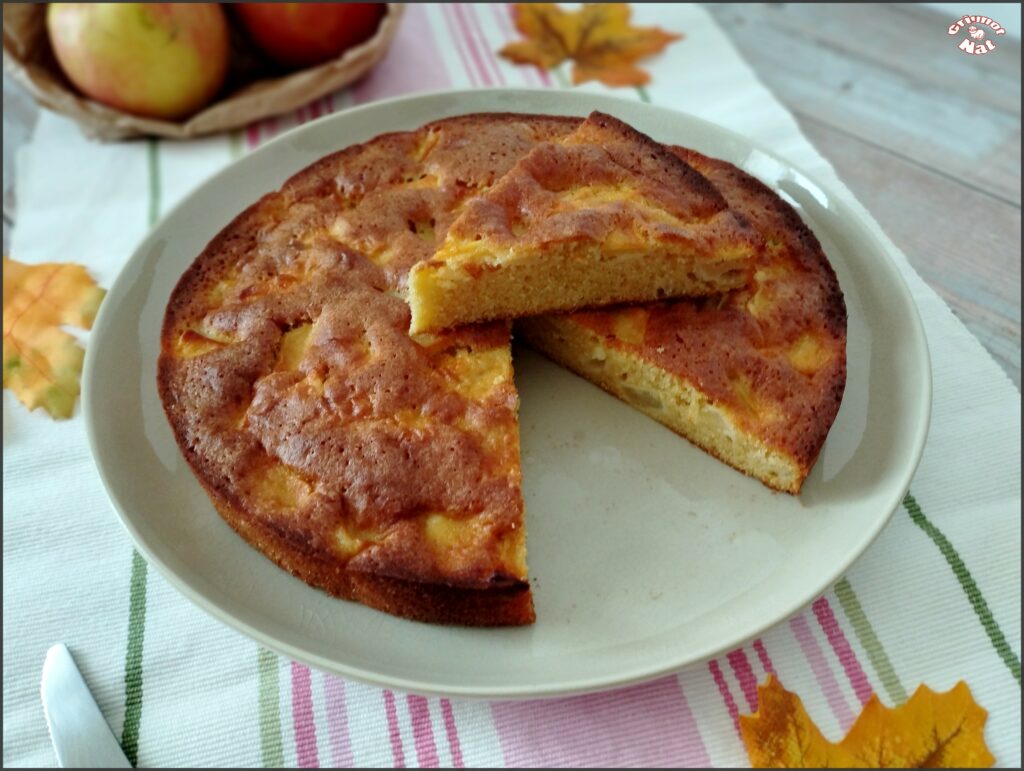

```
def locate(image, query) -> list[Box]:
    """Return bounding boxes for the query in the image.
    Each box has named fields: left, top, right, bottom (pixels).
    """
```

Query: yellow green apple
left=46, top=3, right=230, bottom=120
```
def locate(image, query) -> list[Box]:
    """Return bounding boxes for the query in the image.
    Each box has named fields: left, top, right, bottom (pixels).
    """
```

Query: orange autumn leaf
left=499, top=3, right=682, bottom=87
left=3, top=257, right=105, bottom=419
left=739, top=675, right=995, bottom=768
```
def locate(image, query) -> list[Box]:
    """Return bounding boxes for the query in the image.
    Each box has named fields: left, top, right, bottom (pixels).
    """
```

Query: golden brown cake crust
left=158, top=114, right=580, bottom=626
left=286, top=113, right=581, bottom=291
left=215, top=493, right=534, bottom=626
left=544, top=147, right=847, bottom=488
left=441, top=111, right=746, bottom=250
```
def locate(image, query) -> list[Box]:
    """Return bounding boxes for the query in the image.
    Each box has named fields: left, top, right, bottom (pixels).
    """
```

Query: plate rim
left=82, top=87, right=933, bottom=699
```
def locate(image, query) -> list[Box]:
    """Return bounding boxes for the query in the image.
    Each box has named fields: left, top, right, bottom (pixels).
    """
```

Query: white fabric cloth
left=5, top=5, right=1019, bottom=767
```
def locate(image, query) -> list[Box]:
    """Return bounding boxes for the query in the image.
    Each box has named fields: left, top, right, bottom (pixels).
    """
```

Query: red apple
left=233, top=3, right=386, bottom=70
left=46, top=3, right=230, bottom=120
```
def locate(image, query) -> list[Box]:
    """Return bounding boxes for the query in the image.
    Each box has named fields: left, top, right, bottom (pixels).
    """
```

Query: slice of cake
left=518, top=147, right=847, bottom=494
left=408, top=112, right=759, bottom=334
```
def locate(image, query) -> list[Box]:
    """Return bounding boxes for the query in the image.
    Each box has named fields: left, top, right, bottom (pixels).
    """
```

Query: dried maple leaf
left=499, top=3, right=682, bottom=87
left=739, top=675, right=995, bottom=768
left=3, top=257, right=105, bottom=419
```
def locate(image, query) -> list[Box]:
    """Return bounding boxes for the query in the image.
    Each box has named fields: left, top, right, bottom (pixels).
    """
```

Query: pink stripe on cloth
left=323, top=676, right=354, bottom=768
left=290, top=662, right=320, bottom=768
left=353, top=3, right=453, bottom=103
left=753, top=638, right=776, bottom=677
left=450, top=3, right=495, bottom=86
left=296, top=103, right=319, bottom=127
left=727, top=649, right=760, bottom=711
left=439, top=4, right=479, bottom=88
left=465, top=3, right=507, bottom=85
left=492, top=676, right=710, bottom=768
left=245, top=123, right=260, bottom=149
left=708, top=658, right=741, bottom=737
left=790, top=614, right=856, bottom=731
left=383, top=690, right=406, bottom=768
left=406, top=695, right=440, bottom=768
left=813, top=597, right=874, bottom=706
left=440, top=699, right=465, bottom=768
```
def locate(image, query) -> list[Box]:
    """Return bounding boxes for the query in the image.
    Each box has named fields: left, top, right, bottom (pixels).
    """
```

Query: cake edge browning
left=213, top=485, right=535, bottom=627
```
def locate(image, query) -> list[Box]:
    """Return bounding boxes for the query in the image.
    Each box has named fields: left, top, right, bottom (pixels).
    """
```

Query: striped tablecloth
left=3, top=4, right=1020, bottom=767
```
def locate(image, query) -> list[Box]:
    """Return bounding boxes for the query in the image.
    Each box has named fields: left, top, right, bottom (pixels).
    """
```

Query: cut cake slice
left=408, top=111, right=759, bottom=333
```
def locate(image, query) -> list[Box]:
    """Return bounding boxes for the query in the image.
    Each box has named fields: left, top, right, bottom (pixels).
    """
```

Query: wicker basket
left=2, top=3, right=405, bottom=140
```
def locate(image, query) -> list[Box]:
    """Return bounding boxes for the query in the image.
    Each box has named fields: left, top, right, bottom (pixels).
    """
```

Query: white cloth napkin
left=4, top=4, right=1019, bottom=767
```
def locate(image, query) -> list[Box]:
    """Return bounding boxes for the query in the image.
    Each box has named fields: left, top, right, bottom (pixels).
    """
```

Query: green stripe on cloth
left=552, top=66, right=571, bottom=89
left=904, top=492, right=1021, bottom=684
left=834, top=577, right=908, bottom=704
left=229, top=130, right=244, bottom=160
left=147, top=139, right=160, bottom=226
left=120, top=139, right=161, bottom=766
left=258, top=648, right=285, bottom=767
left=120, top=550, right=148, bottom=765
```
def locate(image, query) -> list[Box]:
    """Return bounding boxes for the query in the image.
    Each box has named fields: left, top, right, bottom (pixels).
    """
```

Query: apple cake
left=159, top=111, right=846, bottom=627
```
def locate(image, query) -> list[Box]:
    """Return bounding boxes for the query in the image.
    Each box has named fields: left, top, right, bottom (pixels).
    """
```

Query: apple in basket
left=46, top=3, right=230, bottom=120
left=232, top=2, right=386, bottom=69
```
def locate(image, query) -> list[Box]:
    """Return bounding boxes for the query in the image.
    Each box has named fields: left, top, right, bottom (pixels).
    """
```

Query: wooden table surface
left=4, top=3, right=1020, bottom=388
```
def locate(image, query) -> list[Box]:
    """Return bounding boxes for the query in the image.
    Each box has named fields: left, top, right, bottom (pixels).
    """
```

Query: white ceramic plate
left=83, top=89, right=931, bottom=699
